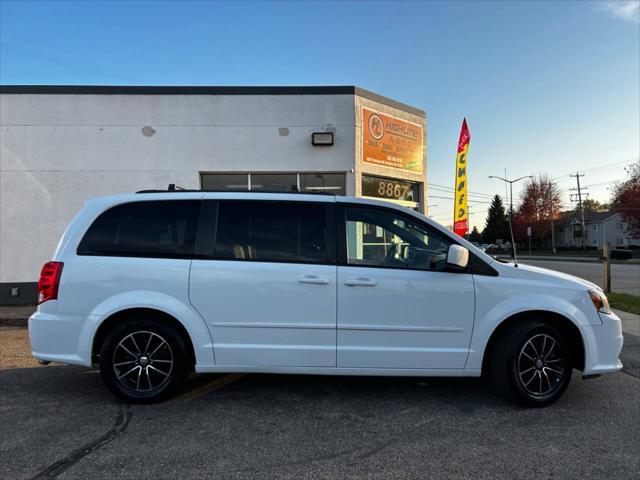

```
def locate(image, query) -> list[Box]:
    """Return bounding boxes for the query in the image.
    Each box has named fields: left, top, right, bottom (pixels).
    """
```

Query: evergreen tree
left=483, top=195, right=508, bottom=243
left=469, top=226, right=482, bottom=243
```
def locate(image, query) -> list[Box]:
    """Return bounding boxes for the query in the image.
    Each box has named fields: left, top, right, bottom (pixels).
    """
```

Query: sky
left=1, top=0, right=638, bottom=229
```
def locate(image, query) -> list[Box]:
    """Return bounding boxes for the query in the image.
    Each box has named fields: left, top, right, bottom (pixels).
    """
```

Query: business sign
left=362, top=108, right=424, bottom=174
left=361, top=175, right=418, bottom=203
left=453, top=118, right=470, bottom=237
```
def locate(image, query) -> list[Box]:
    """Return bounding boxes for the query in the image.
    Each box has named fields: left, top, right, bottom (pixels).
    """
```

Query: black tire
left=99, top=316, right=189, bottom=404
left=490, top=320, right=572, bottom=407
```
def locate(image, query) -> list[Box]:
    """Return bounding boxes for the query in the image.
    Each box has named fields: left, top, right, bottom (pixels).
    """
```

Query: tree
left=482, top=195, right=508, bottom=243
left=513, top=174, right=562, bottom=246
left=610, top=161, right=640, bottom=236
left=581, top=199, right=608, bottom=213
left=468, top=226, right=482, bottom=243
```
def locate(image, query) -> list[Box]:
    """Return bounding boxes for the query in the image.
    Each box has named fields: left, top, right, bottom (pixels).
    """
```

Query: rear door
left=189, top=197, right=337, bottom=367
left=336, top=202, right=475, bottom=369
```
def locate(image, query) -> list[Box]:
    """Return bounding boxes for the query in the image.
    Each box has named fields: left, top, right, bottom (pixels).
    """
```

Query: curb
left=0, top=306, right=35, bottom=328
left=0, top=318, right=29, bottom=327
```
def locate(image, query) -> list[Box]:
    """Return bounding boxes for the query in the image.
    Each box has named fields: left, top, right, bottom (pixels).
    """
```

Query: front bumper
left=582, top=310, right=624, bottom=375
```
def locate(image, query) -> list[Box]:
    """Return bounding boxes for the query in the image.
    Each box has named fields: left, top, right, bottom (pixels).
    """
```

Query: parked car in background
left=471, top=242, right=486, bottom=253
left=29, top=191, right=623, bottom=406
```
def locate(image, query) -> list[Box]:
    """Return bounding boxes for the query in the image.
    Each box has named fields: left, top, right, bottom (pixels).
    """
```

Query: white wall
left=0, top=93, right=356, bottom=282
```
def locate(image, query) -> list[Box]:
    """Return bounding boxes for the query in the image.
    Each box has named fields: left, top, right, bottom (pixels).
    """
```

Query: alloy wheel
left=517, top=333, right=565, bottom=397
left=112, top=331, right=174, bottom=392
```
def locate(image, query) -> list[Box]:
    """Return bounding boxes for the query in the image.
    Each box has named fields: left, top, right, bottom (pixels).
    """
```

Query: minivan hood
left=495, top=261, right=601, bottom=291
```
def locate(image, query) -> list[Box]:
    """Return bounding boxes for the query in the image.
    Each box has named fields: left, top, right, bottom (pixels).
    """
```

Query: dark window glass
left=216, top=202, right=328, bottom=263
left=345, top=207, right=451, bottom=271
left=201, top=174, right=248, bottom=190
left=299, top=173, right=346, bottom=195
left=250, top=174, right=298, bottom=192
left=78, top=201, right=200, bottom=258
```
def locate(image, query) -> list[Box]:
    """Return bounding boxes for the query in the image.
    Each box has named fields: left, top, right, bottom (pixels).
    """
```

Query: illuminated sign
left=362, top=108, right=424, bottom=173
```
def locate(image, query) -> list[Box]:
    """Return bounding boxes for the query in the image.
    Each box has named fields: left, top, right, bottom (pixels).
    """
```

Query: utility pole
left=603, top=242, right=611, bottom=293
left=570, top=172, right=588, bottom=251
left=549, top=180, right=556, bottom=254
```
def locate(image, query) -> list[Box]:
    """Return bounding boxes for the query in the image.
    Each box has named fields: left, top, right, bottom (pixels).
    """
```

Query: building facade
left=0, top=85, right=427, bottom=304
left=554, top=211, right=640, bottom=248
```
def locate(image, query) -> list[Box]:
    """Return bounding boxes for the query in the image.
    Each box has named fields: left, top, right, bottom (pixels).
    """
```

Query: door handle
left=344, top=277, right=377, bottom=287
left=298, top=275, right=330, bottom=285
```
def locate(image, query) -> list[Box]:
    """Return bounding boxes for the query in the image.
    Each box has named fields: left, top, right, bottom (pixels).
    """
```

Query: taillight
left=37, top=261, right=64, bottom=304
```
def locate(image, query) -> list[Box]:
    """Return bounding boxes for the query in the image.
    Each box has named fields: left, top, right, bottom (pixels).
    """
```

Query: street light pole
left=488, top=174, right=533, bottom=267
left=549, top=180, right=556, bottom=254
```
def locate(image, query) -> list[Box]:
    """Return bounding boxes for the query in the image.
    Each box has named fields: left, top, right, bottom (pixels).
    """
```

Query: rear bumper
left=582, top=311, right=623, bottom=375
left=28, top=310, right=94, bottom=367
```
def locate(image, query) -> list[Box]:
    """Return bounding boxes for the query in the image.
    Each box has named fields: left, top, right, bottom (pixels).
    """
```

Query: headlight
left=589, top=289, right=611, bottom=314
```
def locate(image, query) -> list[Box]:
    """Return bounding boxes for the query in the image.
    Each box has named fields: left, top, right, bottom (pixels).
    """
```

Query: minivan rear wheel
left=490, top=320, right=572, bottom=407
left=99, top=318, right=189, bottom=403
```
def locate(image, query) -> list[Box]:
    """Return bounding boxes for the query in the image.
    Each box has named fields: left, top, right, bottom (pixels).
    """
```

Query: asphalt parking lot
left=1, top=324, right=639, bottom=480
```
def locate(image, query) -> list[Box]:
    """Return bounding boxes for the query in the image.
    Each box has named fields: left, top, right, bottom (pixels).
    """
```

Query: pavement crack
left=621, top=369, right=640, bottom=380
left=30, top=402, right=132, bottom=480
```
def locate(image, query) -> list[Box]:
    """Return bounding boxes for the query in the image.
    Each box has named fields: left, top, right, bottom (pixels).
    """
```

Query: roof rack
left=135, top=184, right=337, bottom=195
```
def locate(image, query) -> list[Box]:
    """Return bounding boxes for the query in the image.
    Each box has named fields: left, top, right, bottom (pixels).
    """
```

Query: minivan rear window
left=77, top=201, right=200, bottom=258
left=215, top=201, right=329, bottom=263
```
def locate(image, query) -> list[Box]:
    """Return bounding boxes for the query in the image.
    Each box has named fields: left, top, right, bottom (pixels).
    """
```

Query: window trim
left=194, top=200, right=337, bottom=266
left=76, top=200, right=201, bottom=260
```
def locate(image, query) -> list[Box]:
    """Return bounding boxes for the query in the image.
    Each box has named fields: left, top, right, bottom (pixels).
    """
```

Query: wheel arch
left=91, top=307, right=196, bottom=366
left=481, top=310, right=586, bottom=374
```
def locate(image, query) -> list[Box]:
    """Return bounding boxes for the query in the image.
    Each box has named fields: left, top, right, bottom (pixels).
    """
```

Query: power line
left=427, top=195, right=492, bottom=204
left=429, top=184, right=492, bottom=197
left=581, top=178, right=625, bottom=189
left=553, top=159, right=636, bottom=182
left=427, top=182, right=493, bottom=198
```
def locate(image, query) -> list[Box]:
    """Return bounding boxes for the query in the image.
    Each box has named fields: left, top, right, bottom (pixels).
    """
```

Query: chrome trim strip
left=338, top=325, right=464, bottom=333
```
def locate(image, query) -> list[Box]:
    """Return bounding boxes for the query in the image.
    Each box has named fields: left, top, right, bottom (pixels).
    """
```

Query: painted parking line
left=170, top=373, right=246, bottom=403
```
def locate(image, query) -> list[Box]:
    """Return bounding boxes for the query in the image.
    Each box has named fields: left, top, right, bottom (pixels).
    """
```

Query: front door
left=337, top=204, right=475, bottom=369
left=189, top=199, right=337, bottom=367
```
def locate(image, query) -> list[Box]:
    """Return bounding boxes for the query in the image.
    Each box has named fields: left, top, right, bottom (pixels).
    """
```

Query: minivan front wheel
left=490, top=320, right=572, bottom=407
left=99, top=318, right=189, bottom=403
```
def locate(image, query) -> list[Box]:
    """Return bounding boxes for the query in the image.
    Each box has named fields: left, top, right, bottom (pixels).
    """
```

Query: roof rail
left=135, top=184, right=337, bottom=195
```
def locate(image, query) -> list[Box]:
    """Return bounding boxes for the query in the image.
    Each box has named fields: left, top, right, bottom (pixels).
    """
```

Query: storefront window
left=200, top=172, right=346, bottom=194
left=299, top=173, right=346, bottom=195
left=201, top=174, right=248, bottom=191
left=250, top=174, right=298, bottom=192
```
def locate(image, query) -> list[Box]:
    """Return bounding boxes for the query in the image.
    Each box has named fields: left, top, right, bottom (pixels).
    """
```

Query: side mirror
left=447, top=244, right=469, bottom=269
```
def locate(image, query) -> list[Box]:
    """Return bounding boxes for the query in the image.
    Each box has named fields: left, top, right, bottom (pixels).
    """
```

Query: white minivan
left=29, top=191, right=623, bottom=406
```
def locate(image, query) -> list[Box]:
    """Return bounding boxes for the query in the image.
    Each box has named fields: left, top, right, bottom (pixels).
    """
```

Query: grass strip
left=608, top=292, right=640, bottom=316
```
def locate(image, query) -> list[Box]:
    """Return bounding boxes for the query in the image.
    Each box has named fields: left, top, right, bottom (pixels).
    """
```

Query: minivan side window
left=77, top=200, right=200, bottom=258
left=215, top=201, right=329, bottom=263
left=345, top=206, right=452, bottom=271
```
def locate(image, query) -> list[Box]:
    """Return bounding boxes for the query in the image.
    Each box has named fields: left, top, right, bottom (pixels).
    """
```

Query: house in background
left=555, top=211, right=640, bottom=248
